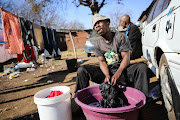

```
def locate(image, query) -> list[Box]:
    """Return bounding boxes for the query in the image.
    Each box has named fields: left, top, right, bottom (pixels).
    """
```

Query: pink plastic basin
left=75, top=85, right=146, bottom=120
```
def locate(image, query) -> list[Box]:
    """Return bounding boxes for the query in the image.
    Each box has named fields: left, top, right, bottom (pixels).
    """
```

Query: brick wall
left=65, top=31, right=90, bottom=50
left=56, top=32, right=67, bottom=51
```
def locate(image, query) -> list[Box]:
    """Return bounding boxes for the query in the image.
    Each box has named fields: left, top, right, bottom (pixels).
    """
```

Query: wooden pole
left=130, top=58, right=146, bottom=64
left=69, top=30, right=77, bottom=58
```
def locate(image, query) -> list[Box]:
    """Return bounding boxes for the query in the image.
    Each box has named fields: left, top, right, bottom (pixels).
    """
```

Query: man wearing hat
left=75, top=14, right=148, bottom=97
left=75, top=14, right=131, bottom=91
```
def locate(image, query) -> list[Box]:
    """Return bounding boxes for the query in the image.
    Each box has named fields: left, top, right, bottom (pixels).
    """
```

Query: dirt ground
left=0, top=49, right=169, bottom=120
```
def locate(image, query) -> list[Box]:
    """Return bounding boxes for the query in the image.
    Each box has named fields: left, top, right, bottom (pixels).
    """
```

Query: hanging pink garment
left=0, top=30, right=17, bottom=63
left=0, top=8, right=25, bottom=54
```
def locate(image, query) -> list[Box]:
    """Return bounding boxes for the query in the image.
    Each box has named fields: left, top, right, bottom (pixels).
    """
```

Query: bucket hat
left=92, top=14, right=110, bottom=27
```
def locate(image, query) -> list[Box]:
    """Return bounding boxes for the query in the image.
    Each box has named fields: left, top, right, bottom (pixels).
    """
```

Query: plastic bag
left=9, top=71, right=20, bottom=79
left=14, top=62, right=34, bottom=71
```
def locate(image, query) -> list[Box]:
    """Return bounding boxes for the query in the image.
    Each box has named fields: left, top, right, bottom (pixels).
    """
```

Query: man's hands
left=104, top=75, right=110, bottom=84
left=111, top=72, right=121, bottom=86
left=104, top=73, right=121, bottom=86
left=98, top=50, right=130, bottom=87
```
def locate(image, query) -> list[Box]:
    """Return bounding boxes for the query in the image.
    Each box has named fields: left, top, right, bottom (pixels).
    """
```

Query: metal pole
left=69, top=30, right=77, bottom=58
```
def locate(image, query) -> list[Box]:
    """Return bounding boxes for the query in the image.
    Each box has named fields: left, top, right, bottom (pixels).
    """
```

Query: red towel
left=0, top=8, right=25, bottom=54
left=47, top=91, right=63, bottom=98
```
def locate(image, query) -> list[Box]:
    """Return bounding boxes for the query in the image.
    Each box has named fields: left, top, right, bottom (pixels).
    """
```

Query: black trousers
left=75, top=63, right=149, bottom=96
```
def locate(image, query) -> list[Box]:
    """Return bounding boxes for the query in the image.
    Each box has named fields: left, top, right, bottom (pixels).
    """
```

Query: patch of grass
left=68, top=49, right=74, bottom=52
left=61, top=49, right=86, bottom=58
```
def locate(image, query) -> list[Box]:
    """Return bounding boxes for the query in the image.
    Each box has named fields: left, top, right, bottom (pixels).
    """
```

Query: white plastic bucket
left=34, top=86, right=72, bottom=120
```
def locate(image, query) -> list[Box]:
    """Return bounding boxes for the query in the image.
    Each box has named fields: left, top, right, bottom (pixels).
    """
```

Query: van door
left=142, top=17, right=161, bottom=48
left=142, top=0, right=168, bottom=64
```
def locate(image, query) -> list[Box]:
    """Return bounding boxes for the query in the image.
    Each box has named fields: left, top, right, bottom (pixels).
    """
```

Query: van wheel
left=159, top=54, right=176, bottom=120
left=87, top=53, right=91, bottom=57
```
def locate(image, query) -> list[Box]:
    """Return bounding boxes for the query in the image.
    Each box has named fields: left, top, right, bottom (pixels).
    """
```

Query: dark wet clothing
left=99, top=82, right=129, bottom=108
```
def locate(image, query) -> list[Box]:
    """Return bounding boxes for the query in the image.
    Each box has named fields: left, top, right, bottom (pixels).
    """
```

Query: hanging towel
left=52, top=29, right=61, bottom=57
left=18, top=17, right=39, bottom=62
left=32, top=46, right=39, bottom=60
left=47, top=28, right=54, bottom=55
left=33, top=23, right=44, bottom=50
left=41, top=26, right=53, bottom=56
left=18, top=17, right=37, bottom=47
left=0, top=8, right=25, bottom=54
left=0, top=30, right=17, bottom=63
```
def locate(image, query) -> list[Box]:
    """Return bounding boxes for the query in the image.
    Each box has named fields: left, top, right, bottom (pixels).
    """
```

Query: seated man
left=75, top=14, right=149, bottom=97
left=120, top=14, right=149, bottom=96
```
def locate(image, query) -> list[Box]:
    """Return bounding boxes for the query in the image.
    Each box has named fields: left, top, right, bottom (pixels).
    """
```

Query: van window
left=153, top=0, right=164, bottom=19
left=146, top=0, right=171, bottom=23
left=152, top=0, right=171, bottom=20
left=147, top=1, right=158, bottom=23
left=162, top=0, right=171, bottom=11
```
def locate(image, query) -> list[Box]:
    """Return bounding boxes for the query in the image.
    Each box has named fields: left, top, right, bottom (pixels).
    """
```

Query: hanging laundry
left=0, top=8, right=25, bottom=54
left=33, top=23, right=44, bottom=51
left=18, top=17, right=38, bottom=62
left=17, top=45, right=39, bottom=63
left=52, top=29, right=61, bottom=59
left=0, top=30, right=17, bottom=63
left=41, top=27, right=61, bottom=58
left=47, top=28, right=54, bottom=55
left=41, top=26, right=53, bottom=57
left=18, top=17, right=37, bottom=47
left=17, top=45, right=29, bottom=63
left=32, top=46, right=39, bottom=60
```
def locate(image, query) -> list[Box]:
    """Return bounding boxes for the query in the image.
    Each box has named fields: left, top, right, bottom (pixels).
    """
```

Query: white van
left=141, top=0, right=180, bottom=119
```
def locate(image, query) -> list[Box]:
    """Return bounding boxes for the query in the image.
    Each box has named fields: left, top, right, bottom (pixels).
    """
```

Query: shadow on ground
left=0, top=70, right=69, bottom=95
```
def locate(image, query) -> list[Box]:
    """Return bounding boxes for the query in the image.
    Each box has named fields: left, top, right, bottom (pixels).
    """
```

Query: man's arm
left=111, top=50, right=130, bottom=86
left=97, top=56, right=111, bottom=84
